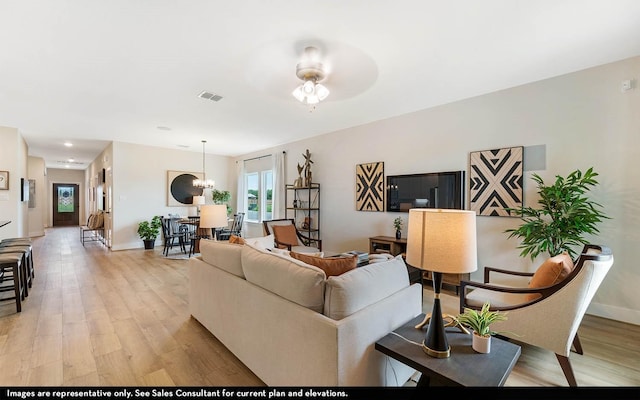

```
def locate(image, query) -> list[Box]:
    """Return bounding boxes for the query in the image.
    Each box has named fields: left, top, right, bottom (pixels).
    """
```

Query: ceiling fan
left=291, top=46, right=330, bottom=108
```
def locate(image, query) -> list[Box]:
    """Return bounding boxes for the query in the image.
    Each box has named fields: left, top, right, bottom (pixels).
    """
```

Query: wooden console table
left=369, top=236, right=468, bottom=293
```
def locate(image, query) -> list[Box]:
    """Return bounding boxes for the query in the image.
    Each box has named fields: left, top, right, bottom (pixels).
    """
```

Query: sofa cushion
left=244, top=234, right=275, bottom=249
left=241, top=244, right=326, bottom=312
left=200, top=239, right=245, bottom=278
left=526, top=253, right=574, bottom=301
left=324, top=255, right=410, bottom=320
left=272, top=224, right=299, bottom=248
left=290, top=252, right=357, bottom=277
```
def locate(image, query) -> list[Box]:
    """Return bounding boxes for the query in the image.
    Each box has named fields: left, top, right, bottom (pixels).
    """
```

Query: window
left=245, top=169, right=273, bottom=222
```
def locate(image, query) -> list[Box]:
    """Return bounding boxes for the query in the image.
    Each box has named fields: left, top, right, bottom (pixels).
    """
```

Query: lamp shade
left=192, top=195, right=205, bottom=206
left=406, top=209, right=478, bottom=274
left=199, top=204, right=228, bottom=229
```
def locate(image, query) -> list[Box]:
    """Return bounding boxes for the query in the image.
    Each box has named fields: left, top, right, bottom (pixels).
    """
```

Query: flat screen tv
left=386, top=171, right=465, bottom=212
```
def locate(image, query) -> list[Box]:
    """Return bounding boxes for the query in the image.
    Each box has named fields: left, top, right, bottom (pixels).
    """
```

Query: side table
left=375, top=314, right=521, bottom=386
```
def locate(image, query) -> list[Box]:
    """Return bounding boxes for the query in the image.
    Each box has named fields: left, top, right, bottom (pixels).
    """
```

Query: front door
left=53, top=183, right=80, bottom=226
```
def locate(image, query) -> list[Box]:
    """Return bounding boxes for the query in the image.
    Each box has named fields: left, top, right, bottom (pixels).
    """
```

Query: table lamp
left=199, top=204, right=228, bottom=239
left=406, top=208, right=477, bottom=358
left=192, top=195, right=205, bottom=215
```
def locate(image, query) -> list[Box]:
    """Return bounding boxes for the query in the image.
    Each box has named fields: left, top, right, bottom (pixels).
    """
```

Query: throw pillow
left=526, top=253, right=574, bottom=301
left=86, top=213, right=95, bottom=228
left=271, top=224, right=299, bottom=249
left=88, top=213, right=103, bottom=229
left=229, top=235, right=245, bottom=245
left=244, top=234, right=275, bottom=250
left=290, top=252, right=357, bottom=277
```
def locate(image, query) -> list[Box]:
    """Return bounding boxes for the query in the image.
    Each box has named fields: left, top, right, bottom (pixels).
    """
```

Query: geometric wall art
left=469, top=146, right=523, bottom=216
left=167, top=170, right=204, bottom=207
left=355, top=161, right=384, bottom=211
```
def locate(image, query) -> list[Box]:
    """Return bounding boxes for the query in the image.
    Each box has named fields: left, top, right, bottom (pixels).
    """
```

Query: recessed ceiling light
left=177, top=144, right=190, bottom=148
left=68, top=158, right=74, bottom=162
left=157, top=126, right=172, bottom=131
left=64, top=142, right=73, bottom=147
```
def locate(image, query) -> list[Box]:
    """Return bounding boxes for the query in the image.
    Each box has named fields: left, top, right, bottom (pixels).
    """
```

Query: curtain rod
left=242, top=151, right=286, bottom=163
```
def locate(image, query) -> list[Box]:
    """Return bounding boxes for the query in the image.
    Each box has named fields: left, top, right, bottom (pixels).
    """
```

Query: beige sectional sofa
left=189, top=238, right=423, bottom=386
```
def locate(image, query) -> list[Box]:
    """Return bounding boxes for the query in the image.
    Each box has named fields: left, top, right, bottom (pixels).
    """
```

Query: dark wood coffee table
left=375, top=314, right=521, bottom=386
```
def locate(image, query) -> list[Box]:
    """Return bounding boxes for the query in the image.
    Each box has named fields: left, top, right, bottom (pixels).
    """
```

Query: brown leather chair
left=262, top=219, right=322, bottom=253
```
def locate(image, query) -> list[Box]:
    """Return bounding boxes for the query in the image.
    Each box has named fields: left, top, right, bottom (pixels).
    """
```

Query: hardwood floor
left=1, top=226, right=639, bottom=387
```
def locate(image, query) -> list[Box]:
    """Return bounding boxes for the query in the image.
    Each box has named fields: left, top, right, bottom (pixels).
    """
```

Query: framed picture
left=356, top=162, right=384, bottom=211
left=167, top=170, right=204, bottom=206
left=0, top=171, right=8, bottom=190
left=469, top=146, right=523, bottom=216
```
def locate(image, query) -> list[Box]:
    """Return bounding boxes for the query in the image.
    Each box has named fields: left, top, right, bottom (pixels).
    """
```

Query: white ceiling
left=2, top=1, right=640, bottom=170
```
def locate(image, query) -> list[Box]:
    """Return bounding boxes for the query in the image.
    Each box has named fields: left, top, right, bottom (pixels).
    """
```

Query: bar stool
left=0, top=238, right=33, bottom=280
left=0, top=252, right=24, bottom=312
left=0, top=244, right=33, bottom=295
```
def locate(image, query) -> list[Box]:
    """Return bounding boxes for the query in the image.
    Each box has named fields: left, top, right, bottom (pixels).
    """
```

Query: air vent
left=198, top=91, right=223, bottom=102
left=56, top=160, right=83, bottom=165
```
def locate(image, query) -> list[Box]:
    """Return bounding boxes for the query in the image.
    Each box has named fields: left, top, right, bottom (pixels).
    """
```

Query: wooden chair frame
left=262, top=218, right=322, bottom=251
left=459, top=244, right=613, bottom=386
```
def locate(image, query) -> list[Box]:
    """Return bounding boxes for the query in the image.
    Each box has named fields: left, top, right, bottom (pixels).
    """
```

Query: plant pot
left=472, top=332, right=491, bottom=353
left=395, top=230, right=401, bottom=240
left=143, top=239, right=155, bottom=250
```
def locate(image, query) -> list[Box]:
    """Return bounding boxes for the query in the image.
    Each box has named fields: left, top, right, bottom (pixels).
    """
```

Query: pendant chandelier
left=193, top=140, right=215, bottom=189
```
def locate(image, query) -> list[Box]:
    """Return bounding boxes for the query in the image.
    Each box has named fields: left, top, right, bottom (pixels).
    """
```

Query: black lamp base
left=422, top=271, right=451, bottom=358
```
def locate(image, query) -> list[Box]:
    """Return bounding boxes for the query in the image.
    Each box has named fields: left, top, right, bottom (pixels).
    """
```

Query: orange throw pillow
left=272, top=225, right=299, bottom=249
left=526, top=253, right=574, bottom=301
left=229, top=235, right=245, bottom=245
left=290, top=252, right=357, bottom=277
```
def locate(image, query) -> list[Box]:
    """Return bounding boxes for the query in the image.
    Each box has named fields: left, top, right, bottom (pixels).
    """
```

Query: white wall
left=235, top=56, right=640, bottom=325
left=27, top=156, right=46, bottom=237
left=111, top=141, right=230, bottom=250
left=0, top=126, right=28, bottom=240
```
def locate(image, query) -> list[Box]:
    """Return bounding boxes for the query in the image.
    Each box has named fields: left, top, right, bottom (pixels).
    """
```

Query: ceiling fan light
left=302, top=80, right=315, bottom=95
left=306, top=95, right=320, bottom=105
left=292, top=86, right=305, bottom=102
left=315, top=84, right=329, bottom=101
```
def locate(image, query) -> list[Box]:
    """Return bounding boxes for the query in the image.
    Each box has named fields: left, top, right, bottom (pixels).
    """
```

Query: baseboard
left=29, top=230, right=45, bottom=237
left=587, top=301, right=640, bottom=326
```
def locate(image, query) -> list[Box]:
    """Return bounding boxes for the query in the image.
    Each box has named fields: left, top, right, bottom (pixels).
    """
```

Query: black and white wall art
left=469, top=147, right=523, bottom=216
left=356, top=162, right=384, bottom=212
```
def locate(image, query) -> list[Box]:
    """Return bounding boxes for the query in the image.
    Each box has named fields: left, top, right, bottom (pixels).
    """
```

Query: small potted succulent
left=454, top=302, right=508, bottom=354
left=137, top=216, right=162, bottom=250
left=393, top=217, right=403, bottom=240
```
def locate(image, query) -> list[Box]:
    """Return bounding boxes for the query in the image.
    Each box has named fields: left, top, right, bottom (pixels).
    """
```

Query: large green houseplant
left=505, top=167, right=609, bottom=260
left=137, top=215, right=162, bottom=249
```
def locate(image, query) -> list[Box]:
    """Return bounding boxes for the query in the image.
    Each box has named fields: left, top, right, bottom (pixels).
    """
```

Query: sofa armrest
left=334, top=283, right=422, bottom=386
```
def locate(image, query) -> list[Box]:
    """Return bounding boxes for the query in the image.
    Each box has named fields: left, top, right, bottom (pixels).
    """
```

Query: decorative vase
left=395, top=230, right=401, bottom=240
left=472, top=332, right=491, bottom=353
left=143, top=239, right=155, bottom=250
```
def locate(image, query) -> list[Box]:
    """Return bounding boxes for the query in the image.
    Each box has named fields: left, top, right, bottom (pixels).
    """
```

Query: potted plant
left=137, top=215, right=162, bottom=250
left=211, top=189, right=232, bottom=216
left=454, top=302, right=508, bottom=354
left=393, top=216, right=403, bottom=240
left=505, top=167, right=609, bottom=260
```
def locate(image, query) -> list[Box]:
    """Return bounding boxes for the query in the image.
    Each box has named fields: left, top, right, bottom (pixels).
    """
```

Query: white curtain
left=271, top=151, right=286, bottom=219
left=236, top=160, right=246, bottom=217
